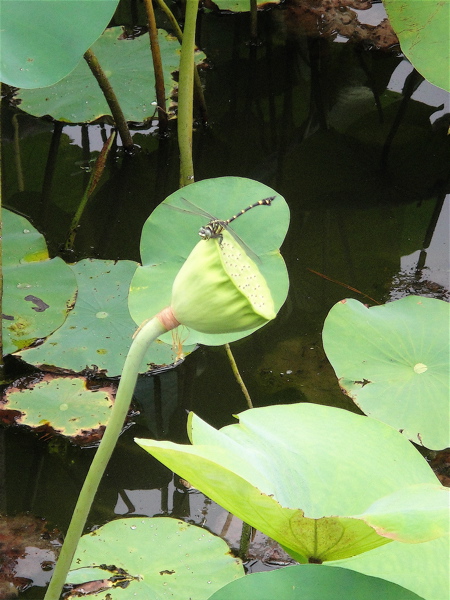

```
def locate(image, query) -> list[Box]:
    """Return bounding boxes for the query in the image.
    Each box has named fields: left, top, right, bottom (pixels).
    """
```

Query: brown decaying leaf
left=283, top=0, right=399, bottom=49
left=0, top=373, right=119, bottom=446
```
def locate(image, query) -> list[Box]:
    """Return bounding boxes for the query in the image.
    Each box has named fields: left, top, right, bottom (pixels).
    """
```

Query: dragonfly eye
left=199, top=226, right=209, bottom=239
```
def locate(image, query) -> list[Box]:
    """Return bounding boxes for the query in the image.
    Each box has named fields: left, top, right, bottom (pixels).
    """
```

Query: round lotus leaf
left=322, top=296, right=450, bottom=450
left=16, top=27, right=206, bottom=123
left=1, top=374, right=116, bottom=445
left=3, top=209, right=77, bottom=355
left=0, top=0, right=119, bottom=88
left=136, top=403, right=443, bottom=564
left=128, top=176, right=290, bottom=348
left=330, top=534, right=449, bottom=600
left=208, top=564, right=425, bottom=600
left=383, top=1, right=449, bottom=93
left=212, top=0, right=280, bottom=10
left=17, top=259, right=193, bottom=376
left=67, top=517, right=244, bottom=598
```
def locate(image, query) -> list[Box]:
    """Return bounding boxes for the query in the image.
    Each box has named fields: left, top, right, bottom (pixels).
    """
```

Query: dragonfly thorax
left=199, top=220, right=227, bottom=240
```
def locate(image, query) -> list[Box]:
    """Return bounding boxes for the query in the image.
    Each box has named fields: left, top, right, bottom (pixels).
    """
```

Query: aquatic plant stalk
left=44, top=314, right=171, bottom=600
left=250, top=0, right=258, bottom=42
left=225, top=343, right=253, bottom=409
left=65, top=130, right=116, bottom=250
left=177, top=0, right=199, bottom=186
left=0, top=102, right=3, bottom=366
left=12, top=114, right=24, bottom=192
left=143, top=0, right=168, bottom=132
left=83, top=48, right=133, bottom=149
left=154, top=0, right=207, bottom=123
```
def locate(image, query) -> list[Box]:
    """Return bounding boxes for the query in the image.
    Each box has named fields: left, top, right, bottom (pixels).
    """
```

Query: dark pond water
left=1, top=2, right=449, bottom=597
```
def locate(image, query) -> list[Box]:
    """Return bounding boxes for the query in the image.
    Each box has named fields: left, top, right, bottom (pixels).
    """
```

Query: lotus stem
left=225, top=343, right=254, bottom=409
left=238, top=521, right=253, bottom=560
left=143, top=0, right=168, bottom=132
left=12, top=114, right=24, bottom=192
left=65, top=130, right=116, bottom=250
left=155, top=0, right=207, bottom=123
left=83, top=48, right=133, bottom=149
left=44, top=313, right=171, bottom=600
left=0, top=102, right=3, bottom=367
left=250, top=0, right=258, bottom=42
left=178, top=0, right=199, bottom=186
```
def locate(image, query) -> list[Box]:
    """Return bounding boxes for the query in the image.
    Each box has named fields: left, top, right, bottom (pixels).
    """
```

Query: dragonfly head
left=199, top=224, right=215, bottom=240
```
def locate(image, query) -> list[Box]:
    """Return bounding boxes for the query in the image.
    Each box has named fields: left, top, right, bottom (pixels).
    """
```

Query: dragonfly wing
left=164, top=197, right=216, bottom=221
left=224, top=227, right=261, bottom=264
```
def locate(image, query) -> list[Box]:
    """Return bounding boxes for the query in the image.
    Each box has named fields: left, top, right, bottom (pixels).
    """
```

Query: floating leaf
left=382, top=0, right=450, bottom=92
left=322, top=296, right=450, bottom=450
left=329, top=534, right=449, bottom=600
left=129, top=176, right=290, bottom=348
left=208, top=564, right=425, bottom=600
left=16, top=27, right=206, bottom=123
left=17, top=259, right=192, bottom=376
left=2, top=209, right=77, bottom=355
left=210, top=0, right=281, bottom=12
left=136, top=403, right=443, bottom=563
left=66, top=517, right=244, bottom=598
left=0, top=0, right=120, bottom=89
left=0, top=373, right=116, bottom=445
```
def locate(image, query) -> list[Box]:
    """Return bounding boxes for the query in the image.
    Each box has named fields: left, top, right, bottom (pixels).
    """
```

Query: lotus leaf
left=322, top=296, right=450, bottom=450
left=66, top=517, right=244, bottom=598
left=212, top=0, right=281, bottom=11
left=2, top=209, right=77, bottom=355
left=135, top=403, right=445, bottom=564
left=0, top=0, right=120, bottom=89
left=382, top=0, right=450, bottom=92
left=329, top=534, right=449, bottom=600
left=0, top=374, right=115, bottom=445
left=16, top=27, right=206, bottom=123
left=128, top=176, right=290, bottom=348
left=17, top=259, right=192, bottom=376
left=208, top=563, right=425, bottom=600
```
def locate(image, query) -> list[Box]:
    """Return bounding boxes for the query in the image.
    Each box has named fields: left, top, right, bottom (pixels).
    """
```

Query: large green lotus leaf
left=329, top=535, right=449, bottom=600
left=129, top=176, right=290, bottom=348
left=0, top=0, right=119, bottom=89
left=0, top=374, right=115, bottom=445
left=354, top=483, right=449, bottom=543
left=322, top=296, right=450, bottom=450
left=16, top=27, right=205, bottom=123
left=66, top=517, right=243, bottom=598
left=16, top=259, right=193, bottom=375
left=208, top=564, right=425, bottom=600
left=382, top=0, right=449, bottom=92
left=2, top=209, right=77, bottom=355
left=135, top=403, right=443, bottom=563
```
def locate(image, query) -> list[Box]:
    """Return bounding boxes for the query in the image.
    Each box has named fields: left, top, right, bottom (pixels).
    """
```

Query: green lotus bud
left=170, top=230, right=276, bottom=334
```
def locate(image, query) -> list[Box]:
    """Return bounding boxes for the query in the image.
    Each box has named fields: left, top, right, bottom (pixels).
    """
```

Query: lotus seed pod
left=171, top=231, right=276, bottom=334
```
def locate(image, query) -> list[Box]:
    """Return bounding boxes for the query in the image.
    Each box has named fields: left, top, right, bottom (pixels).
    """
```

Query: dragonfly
left=165, top=196, right=276, bottom=261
